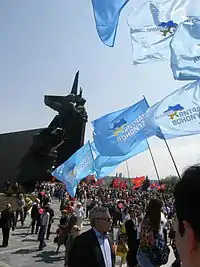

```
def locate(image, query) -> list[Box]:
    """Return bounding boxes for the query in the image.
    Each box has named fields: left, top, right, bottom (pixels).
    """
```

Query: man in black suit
left=68, top=206, right=115, bottom=267
left=0, top=203, right=15, bottom=247
left=125, top=207, right=139, bottom=267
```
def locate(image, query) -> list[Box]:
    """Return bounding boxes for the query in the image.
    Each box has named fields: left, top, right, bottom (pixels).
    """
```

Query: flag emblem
left=163, top=104, right=184, bottom=120
left=158, top=21, right=178, bottom=37
left=111, top=118, right=127, bottom=136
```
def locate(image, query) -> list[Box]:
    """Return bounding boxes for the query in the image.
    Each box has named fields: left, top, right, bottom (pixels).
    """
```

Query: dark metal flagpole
left=147, top=139, right=169, bottom=216
left=125, top=160, right=132, bottom=190
left=146, top=140, right=162, bottom=185
left=163, top=138, right=181, bottom=179
left=143, top=95, right=181, bottom=180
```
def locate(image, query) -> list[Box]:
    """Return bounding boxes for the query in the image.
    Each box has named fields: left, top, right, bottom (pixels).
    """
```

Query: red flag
left=156, top=185, right=161, bottom=191
left=150, top=182, right=156, bottom=189
left=131, top=176, right=145, bottom=188
left=112, top=178, right=118, bottom=188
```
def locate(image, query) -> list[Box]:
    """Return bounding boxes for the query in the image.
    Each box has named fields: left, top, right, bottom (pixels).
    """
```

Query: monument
left=0, top=71, right=88, bottom=192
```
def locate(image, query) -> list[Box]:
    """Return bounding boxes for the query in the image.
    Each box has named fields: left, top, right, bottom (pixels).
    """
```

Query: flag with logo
left=52, top=142, right=94, bottom=197
left=127, top=0, right=199, bottom=65
left=145, top=80, right=200, bottom=139
left=92, top=98, right=153, bottom=156
left=91, top=0, right=129, bottom=47
left=170, top=17, right=200, bottom=80
left=91, top=140, right=148, bottom=178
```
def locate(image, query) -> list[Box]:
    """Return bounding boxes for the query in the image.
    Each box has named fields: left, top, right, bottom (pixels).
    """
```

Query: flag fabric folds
left=91, top=140, right=148, bottom=178
left=91, top=141, right=119, bottom=178
left=52, top=142, right=94, bottom=197
left=127, top=0, right=198, bottom=65
left=145, top=80, right=200, bottom=139
left=91, top=0, right=129, bottom=47
left=95, top=164, right=118, bottom=179
left=170, top=17, right=200, bottom=80
left=92, top=98, right=152, bottom=156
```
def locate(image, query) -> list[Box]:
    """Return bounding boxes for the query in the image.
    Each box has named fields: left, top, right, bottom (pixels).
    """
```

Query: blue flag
left=171, top=17, right=200, bottom=81
left=92, top=98, right=153, bottom=156
left=52, top=142, right=94, bottom=197
left=145, top=81, right=200, bottom=140
left=92, top=140, right=148, bottom=178
left=91, top=0, right=129, bottom=47
left=95, top=165, right=118, bottom=179
left=91, top=142, right=119, bottom=178
left=127, top=0, right=199, bottom=65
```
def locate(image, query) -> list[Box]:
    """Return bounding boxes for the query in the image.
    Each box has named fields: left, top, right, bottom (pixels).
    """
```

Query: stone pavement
left=0, top=199, right=175, bottom=267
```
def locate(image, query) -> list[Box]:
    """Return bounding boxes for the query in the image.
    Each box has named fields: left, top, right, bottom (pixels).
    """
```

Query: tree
left=161, top=175, right=179, bottom=189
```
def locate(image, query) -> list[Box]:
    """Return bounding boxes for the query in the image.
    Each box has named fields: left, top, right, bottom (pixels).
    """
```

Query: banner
left=92, top=140, right=148, bottom=178
left=128, top=0, right=199, bottom=65
left=91, top=0, right=129, bottom=47
left=52, top=142, right=94, bottom=197
left=145, top=81, right=200, bottom=139
left=92, top=98, right=152, bottom=156
left=170, top=17, right=200, bottom=80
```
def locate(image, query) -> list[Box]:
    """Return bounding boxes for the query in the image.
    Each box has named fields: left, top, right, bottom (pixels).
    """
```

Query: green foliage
left=161, top=175, right=179, bottom=189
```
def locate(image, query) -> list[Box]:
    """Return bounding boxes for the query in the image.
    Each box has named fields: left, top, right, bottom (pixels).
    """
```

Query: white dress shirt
left=93, top=228, right=112, bottom=267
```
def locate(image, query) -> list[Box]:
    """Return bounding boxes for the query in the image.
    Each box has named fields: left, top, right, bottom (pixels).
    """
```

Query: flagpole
left=143, top=95, right=181, bottom=180
left=146, top=140, right=161, bottom=185
left=147, top=139, right=170, bottom=216
left=163, top=138, right=181, bottom=179
left=125, top=160, right=132, bottom=190
left=125, top=161, right=130, bottom=178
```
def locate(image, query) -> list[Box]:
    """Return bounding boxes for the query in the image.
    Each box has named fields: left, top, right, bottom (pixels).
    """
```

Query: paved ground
left=0, top=199, right=175, bottom=267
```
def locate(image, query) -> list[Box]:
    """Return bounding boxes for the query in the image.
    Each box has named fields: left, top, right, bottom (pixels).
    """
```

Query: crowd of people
left=0, top=164, right=200, bottom=267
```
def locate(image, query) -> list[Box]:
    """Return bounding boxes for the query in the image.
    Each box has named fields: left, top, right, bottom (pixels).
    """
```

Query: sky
left=0, top=0, right=200, bottom=180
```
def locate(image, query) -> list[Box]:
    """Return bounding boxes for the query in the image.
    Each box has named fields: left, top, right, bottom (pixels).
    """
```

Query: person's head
left=89, top=206, right=112, bottom=235
left=71, top=225, right=81, bottom=237
left=174, top=165, right=200, bottom=267
left=61, top=210, right=68, bottom=217
left=77, top=202, right=81, bottom=208
left=40, top=191, right=45, bottom=197
left=145, top=198, right=162, bottom=235
left=5, top=203, right=11, bottom=209
left=19, top=193, right=23, bottom=199
left=35, top=198, right=40, bottom=204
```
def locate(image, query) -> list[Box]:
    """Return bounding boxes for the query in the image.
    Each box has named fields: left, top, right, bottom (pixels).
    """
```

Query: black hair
left=144, top=198, right=162, bottom=235
left=174, top=164, right=200, bottom=241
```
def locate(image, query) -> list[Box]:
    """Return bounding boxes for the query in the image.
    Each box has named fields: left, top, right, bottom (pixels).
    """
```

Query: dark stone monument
left=0, top=71, right=87, bottom=192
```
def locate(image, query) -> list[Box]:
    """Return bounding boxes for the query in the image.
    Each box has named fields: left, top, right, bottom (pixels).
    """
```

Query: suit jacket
left=68, top=228, right=115, bottom=267
left=125, top=219, right=138, bottom=266
left=0, top=208, right=15, bottom=229
left=125, top=219, right=137, bottom=250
